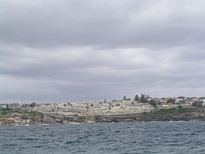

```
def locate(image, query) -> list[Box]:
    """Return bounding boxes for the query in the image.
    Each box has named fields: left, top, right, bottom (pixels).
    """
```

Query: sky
left=1, top=0, right=205, bottom=102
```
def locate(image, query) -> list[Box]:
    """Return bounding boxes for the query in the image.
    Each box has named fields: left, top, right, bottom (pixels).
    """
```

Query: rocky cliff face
left=1, top=107, right=205, bottom=125
left=94, top=107, right=205, bottom=122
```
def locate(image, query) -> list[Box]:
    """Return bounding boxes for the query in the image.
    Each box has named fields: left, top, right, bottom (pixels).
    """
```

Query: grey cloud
left=1, top=0, right=205, bottom=48
left=1, top=0, right=205, bottom=102
left=1, top=43, right=205, bottom=102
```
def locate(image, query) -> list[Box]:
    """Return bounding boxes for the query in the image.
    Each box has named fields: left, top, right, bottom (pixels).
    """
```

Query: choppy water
left=0, top=121, right=205, bottom=154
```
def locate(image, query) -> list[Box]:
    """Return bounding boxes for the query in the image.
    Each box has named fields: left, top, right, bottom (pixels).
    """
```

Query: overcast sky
left=1, top=0, right=205, bottom=102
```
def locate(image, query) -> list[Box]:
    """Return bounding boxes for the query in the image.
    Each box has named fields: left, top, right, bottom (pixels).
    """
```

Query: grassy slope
left=139, top=107, right=205, bottom=121
left=0, top=108, right=44, bottom=124
left=93, top=106, right=205, bottom=122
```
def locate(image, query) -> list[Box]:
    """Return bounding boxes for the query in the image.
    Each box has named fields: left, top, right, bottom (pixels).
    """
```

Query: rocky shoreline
left=2, top=94, right=205, bottom=126
left=1, top=106, right=205, bottom=126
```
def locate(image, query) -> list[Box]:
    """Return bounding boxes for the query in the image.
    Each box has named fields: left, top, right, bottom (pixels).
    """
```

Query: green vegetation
left=140, top=94, right=148, bottom=103
left=0, top=108, right=12, bottom=117
left=22, top=111, right=44, bottom=121
left=145, top=107, right=193, bottom=117
left=140, top=106, right=204, bottom=121
left=149, top=99, right=157, bottom=108
left=134, top=94, right=139, bottom=101
left=0, top=108, right=44, bottom=124
left=167, top=98, right=176, bottom=104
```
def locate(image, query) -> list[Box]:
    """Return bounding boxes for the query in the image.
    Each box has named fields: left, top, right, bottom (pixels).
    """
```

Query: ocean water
left=0, top=121, right=205, bottom=154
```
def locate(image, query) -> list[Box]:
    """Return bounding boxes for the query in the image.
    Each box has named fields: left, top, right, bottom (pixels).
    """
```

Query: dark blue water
left=0, top=121, right=205, bottom=154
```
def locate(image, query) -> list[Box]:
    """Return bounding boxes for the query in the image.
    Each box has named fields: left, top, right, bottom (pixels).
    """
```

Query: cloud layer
left=1, top=0, right=205, bottom=102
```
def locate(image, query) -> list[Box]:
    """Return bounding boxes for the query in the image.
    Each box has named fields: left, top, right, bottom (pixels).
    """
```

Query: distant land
left=1, top=94, right=205, bottom=125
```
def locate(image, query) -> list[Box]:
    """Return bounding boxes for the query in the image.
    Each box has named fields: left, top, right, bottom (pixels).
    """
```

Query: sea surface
left=0, top=121, right=205, bottom=154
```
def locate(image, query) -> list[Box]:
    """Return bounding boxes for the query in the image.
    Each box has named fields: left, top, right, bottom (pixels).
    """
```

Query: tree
left=134, top=95, right=139, bottom=101
left=149, top=99, right=157, bottom=108
left=167, top=98, right=175, bottom=104
left=30, top=102, right=36, bottom=107
left=140, top=94, right=147, bottom=103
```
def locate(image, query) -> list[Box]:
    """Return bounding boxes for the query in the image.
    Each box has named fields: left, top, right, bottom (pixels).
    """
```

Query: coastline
left=1, top=106, right=205, bottom=126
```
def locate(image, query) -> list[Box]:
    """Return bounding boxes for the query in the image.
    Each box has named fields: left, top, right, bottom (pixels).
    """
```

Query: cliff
left=41, top=106, right=205, bottom=124
left=1, top=106, right=205, bottom=125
